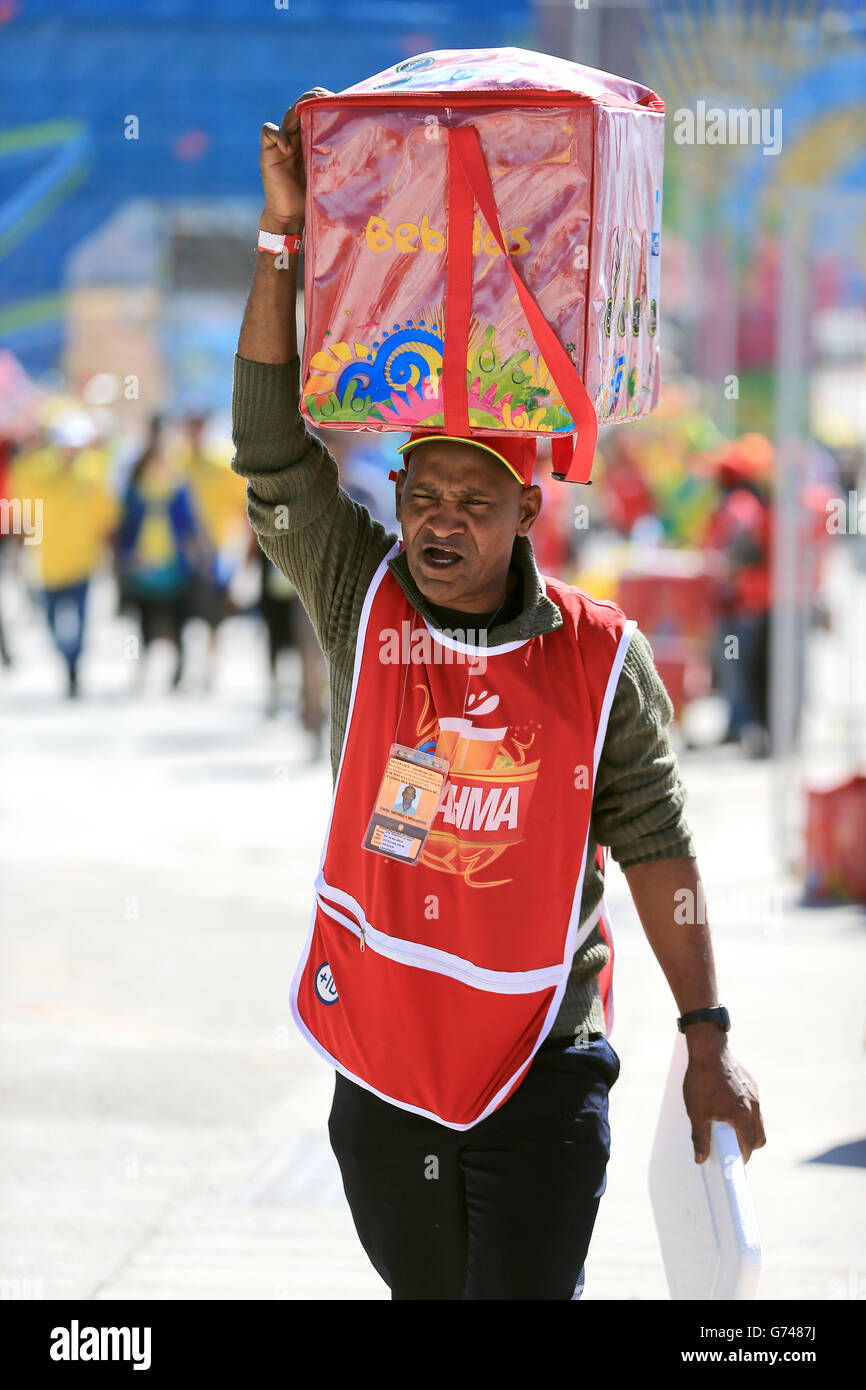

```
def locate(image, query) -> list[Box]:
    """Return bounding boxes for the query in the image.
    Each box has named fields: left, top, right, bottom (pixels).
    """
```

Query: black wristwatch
left=677, top=1004, right=730, bottom=1033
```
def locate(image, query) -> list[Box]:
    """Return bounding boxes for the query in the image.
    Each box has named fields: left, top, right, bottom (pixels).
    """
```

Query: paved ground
left=1, top=571, right=864, bottom=1302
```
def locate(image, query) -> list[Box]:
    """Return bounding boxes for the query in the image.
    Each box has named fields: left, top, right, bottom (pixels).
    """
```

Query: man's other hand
left=683, top=1036, right=767, bottom=1164
left=260, top=88, right=334, bottom=229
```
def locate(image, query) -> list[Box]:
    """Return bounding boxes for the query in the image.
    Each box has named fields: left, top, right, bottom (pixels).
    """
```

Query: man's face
left=394, top=441, right=541, bottom=612
left=401, top=787, right=416, bottom=811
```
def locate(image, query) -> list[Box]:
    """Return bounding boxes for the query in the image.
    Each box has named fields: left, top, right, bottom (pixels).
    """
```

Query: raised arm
left=231, top=94, right=395, bottom=658
left=237, top=93, right=317, bottom=364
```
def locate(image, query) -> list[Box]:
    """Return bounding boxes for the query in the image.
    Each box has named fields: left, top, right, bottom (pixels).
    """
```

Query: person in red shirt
left=703, top=436, right=772, bottom=755
left=601, top=430, right=655, bottom=537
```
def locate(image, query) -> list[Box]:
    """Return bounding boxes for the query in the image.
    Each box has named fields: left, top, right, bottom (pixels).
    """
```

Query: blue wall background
left=3, top=0, right=864, bottom=377
left=0, top=0, right=534, bottom=372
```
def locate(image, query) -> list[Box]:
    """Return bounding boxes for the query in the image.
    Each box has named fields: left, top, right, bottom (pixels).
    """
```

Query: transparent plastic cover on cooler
left=297, top=48, right=665, bottom=479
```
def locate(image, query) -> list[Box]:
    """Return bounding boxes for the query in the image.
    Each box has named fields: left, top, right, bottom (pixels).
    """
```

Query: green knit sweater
left=231, top=354, right=695, bottom=1041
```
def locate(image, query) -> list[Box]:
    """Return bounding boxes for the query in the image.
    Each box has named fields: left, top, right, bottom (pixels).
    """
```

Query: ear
left=393, top=466, right=408, bottom=520
left=516, top=484, right=542, bottom=536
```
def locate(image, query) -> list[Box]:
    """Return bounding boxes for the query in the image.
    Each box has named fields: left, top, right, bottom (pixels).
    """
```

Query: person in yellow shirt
left=115, top=421, right=207, bottom=692
left=171, top=412, right=249, bottom=688
left=175, top=413, right=247, bottom=550
left=10, top=417, right=118, bottom=697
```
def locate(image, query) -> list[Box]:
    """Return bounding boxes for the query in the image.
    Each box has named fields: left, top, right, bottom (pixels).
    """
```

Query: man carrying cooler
left=230, top=94, right=766, bottom=1301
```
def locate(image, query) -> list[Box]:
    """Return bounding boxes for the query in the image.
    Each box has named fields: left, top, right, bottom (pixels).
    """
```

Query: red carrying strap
left=443, top=125, right=475, bottom=438
left=445, top=124, right=598, bottom=484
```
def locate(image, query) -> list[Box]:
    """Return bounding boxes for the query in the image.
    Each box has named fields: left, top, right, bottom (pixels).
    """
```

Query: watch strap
left=677, top=1004, right=730, bottom=1033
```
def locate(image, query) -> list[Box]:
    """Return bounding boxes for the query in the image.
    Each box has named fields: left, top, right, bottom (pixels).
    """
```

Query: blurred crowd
left=575, top=384, right=856, bottom=757
left=0, top=371, right=858, bottom=761
left=0, top=401, right=334, bottom=751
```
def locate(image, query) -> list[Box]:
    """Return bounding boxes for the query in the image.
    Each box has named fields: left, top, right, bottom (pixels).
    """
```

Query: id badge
left=362, top=743, right=451, bottom=865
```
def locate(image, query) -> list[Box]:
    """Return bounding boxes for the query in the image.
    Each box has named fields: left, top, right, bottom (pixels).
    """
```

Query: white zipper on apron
left=316, top=892, right=564, bottom=993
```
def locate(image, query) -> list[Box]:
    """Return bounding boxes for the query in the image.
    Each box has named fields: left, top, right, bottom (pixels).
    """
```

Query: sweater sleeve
left=230, top=353, right=396, bottom=659
left=590, top=627, right=696, bottom=868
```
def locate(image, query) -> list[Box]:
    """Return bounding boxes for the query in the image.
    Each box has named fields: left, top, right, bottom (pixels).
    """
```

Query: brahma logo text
left=437, top=782, right=520, bottom=833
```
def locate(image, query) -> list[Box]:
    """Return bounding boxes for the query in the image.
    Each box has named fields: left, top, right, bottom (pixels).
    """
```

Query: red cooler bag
left=297, top=48, right=665, bottom=482
left=804, top=776, right=866, bottom=904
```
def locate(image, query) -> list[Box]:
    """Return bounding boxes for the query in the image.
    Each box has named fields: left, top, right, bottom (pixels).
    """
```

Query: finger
left=280, top=89, right=333, bottom=134
left=691, top=1117, right=711, bottom=1164
left=280, top=106, right=300, bottom=137
left=261, top=121, right=286, bottom=145
left=750, top=1103, right=767, bottom=1151
left=293, top=86, right=335, bottom=106
left=261, top=122, right=290, bottom=156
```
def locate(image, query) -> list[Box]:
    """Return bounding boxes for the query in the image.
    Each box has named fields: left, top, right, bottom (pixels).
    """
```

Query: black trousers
left=327, top=1032, right=621, bottom=1300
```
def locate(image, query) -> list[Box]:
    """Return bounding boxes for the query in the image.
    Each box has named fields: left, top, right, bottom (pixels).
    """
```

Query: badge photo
left=361, top=742, right=451, bottom=865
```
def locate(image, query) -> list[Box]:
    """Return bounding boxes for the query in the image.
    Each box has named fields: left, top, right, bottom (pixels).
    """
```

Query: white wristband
left=257, top=229, right=303, bottom=255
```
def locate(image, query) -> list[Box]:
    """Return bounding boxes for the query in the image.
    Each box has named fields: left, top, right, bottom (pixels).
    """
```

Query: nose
left=424, top=498, right=466, bottom=539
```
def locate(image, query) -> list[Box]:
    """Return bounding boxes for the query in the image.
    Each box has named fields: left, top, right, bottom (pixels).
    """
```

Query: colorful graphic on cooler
left=303, top=310, right=574, bottom=434
left=648, top=187, right=661, bottom=339
left=616, top=226, right=632, bottom=340
left=598, top=223, right=653, bottom=422
left=632, top=231, right=645, bottom=338
left=603, top=227, right=620, bottom=340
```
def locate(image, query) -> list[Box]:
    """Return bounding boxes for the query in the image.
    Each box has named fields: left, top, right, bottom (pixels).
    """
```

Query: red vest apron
left=290, top=540, right=635, bottom=1128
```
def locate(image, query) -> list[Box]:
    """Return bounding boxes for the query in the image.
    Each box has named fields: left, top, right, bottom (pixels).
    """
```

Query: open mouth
left=421, top=544, right=463, bottom=569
